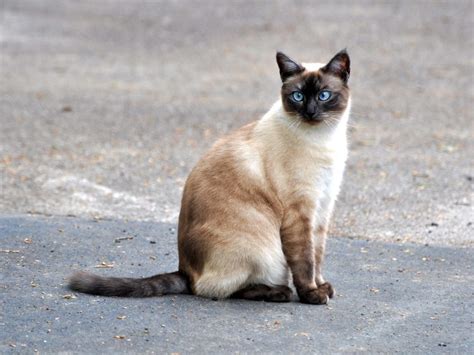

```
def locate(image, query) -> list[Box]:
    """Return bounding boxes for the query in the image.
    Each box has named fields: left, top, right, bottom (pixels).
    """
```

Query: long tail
left=68, top=271, right=190, bottom=297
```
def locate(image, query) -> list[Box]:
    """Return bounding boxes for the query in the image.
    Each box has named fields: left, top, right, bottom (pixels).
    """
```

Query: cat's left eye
left=318, top=90, right=332, bottom=101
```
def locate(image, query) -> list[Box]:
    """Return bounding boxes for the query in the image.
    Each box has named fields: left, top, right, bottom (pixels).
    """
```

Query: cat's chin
left=297, top=116, right=338, bottom=128
left=283, top=111, right=334, bottom=128
left=300, top=113, right=342, bottom=128
left=301, top=118, right=325, bottom=126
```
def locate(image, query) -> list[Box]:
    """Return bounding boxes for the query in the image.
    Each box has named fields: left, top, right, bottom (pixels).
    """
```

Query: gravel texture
left=1, top=0, right=472, bottom=246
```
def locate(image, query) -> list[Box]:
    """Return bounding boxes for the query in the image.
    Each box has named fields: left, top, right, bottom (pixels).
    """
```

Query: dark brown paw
left=267, top=286, right=293, bottom=302
left=231, top=284, right=293, bottom=302
left=299, top=288, right=329, bottom=305
left=318, top=282, right=335, bottom=299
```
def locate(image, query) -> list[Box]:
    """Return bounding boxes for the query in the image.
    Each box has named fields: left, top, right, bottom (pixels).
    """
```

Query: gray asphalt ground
left=1, top=0, right=473, bottom=353
left=1, top=215, right=473, bottom=353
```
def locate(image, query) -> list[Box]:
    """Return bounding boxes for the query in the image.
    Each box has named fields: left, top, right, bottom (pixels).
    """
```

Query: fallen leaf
left=0, top=249, right=21, bottom=253
left=294, top=332, right=310, bottom=338
left=412, top=170, right=430, bottom=178
left=94, top=262, right=114, bottom=268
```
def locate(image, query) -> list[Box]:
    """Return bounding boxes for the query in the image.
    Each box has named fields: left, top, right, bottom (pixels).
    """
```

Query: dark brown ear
left=276, top=51, right=304, bottom=82
left=322, top=49, right=350, bottom=83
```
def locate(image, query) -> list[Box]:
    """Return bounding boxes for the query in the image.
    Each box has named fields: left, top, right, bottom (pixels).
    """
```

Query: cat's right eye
left=291, top=91, right=304, bottom=102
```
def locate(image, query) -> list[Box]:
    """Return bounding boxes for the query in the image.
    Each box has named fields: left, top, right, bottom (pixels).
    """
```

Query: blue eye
left=318, top=90, right=332, bottom=101
left=292, top=91, right=304, bottom=102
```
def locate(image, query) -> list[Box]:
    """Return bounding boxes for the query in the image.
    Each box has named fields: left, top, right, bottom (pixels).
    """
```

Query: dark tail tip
left=68, top=271, right=125, bottom=296
left=68, top=271, right=95, bottom=292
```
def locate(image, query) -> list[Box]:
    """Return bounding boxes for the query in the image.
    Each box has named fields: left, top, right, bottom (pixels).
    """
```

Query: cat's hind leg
left=230, top=284, right=292, bottom=302
left=192, top=269, right=250, bottom=299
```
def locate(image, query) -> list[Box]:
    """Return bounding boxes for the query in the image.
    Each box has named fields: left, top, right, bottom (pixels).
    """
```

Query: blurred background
left=1, top=0, right=473, bottom=246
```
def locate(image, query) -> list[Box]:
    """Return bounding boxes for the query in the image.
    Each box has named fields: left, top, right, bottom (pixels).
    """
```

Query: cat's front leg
left=280, top=204, right=331, bottom=305
left=314, top=224, right=334, bottom=299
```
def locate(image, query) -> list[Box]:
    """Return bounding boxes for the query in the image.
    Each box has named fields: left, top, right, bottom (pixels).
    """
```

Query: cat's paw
left=298, top=288, right=329, bottom=305
left=318, top=282, right=335, bottom=299
left=268, top=286, right=293, bottom=302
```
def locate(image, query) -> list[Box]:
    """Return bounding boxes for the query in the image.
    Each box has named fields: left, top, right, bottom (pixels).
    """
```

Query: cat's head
left=276, top=50, right=350, bottom=125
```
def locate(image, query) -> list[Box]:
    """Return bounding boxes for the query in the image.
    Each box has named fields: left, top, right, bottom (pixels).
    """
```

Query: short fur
left=69, top=50, right=351, bottom=304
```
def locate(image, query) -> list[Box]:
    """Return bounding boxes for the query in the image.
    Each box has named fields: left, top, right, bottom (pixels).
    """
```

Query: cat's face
left=276, top=50, right=350, bottom=125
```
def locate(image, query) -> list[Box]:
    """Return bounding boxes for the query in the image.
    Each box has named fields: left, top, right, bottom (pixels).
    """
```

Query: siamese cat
left=69, top=50, right=351, bottom=304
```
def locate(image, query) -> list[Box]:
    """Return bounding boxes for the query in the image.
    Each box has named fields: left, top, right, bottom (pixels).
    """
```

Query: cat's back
left=178, top=120, right=280, bottom=229
left=185, top=121, right=266, bottom=191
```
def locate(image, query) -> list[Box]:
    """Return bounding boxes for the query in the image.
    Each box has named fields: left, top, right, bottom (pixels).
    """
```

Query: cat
left=69, top=49, right=351, bottom=304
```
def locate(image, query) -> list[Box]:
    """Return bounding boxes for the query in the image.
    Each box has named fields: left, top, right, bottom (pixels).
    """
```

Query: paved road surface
left=1, top=215, right=472, bottom=353
left=1, top=0, right=473, bottom=353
